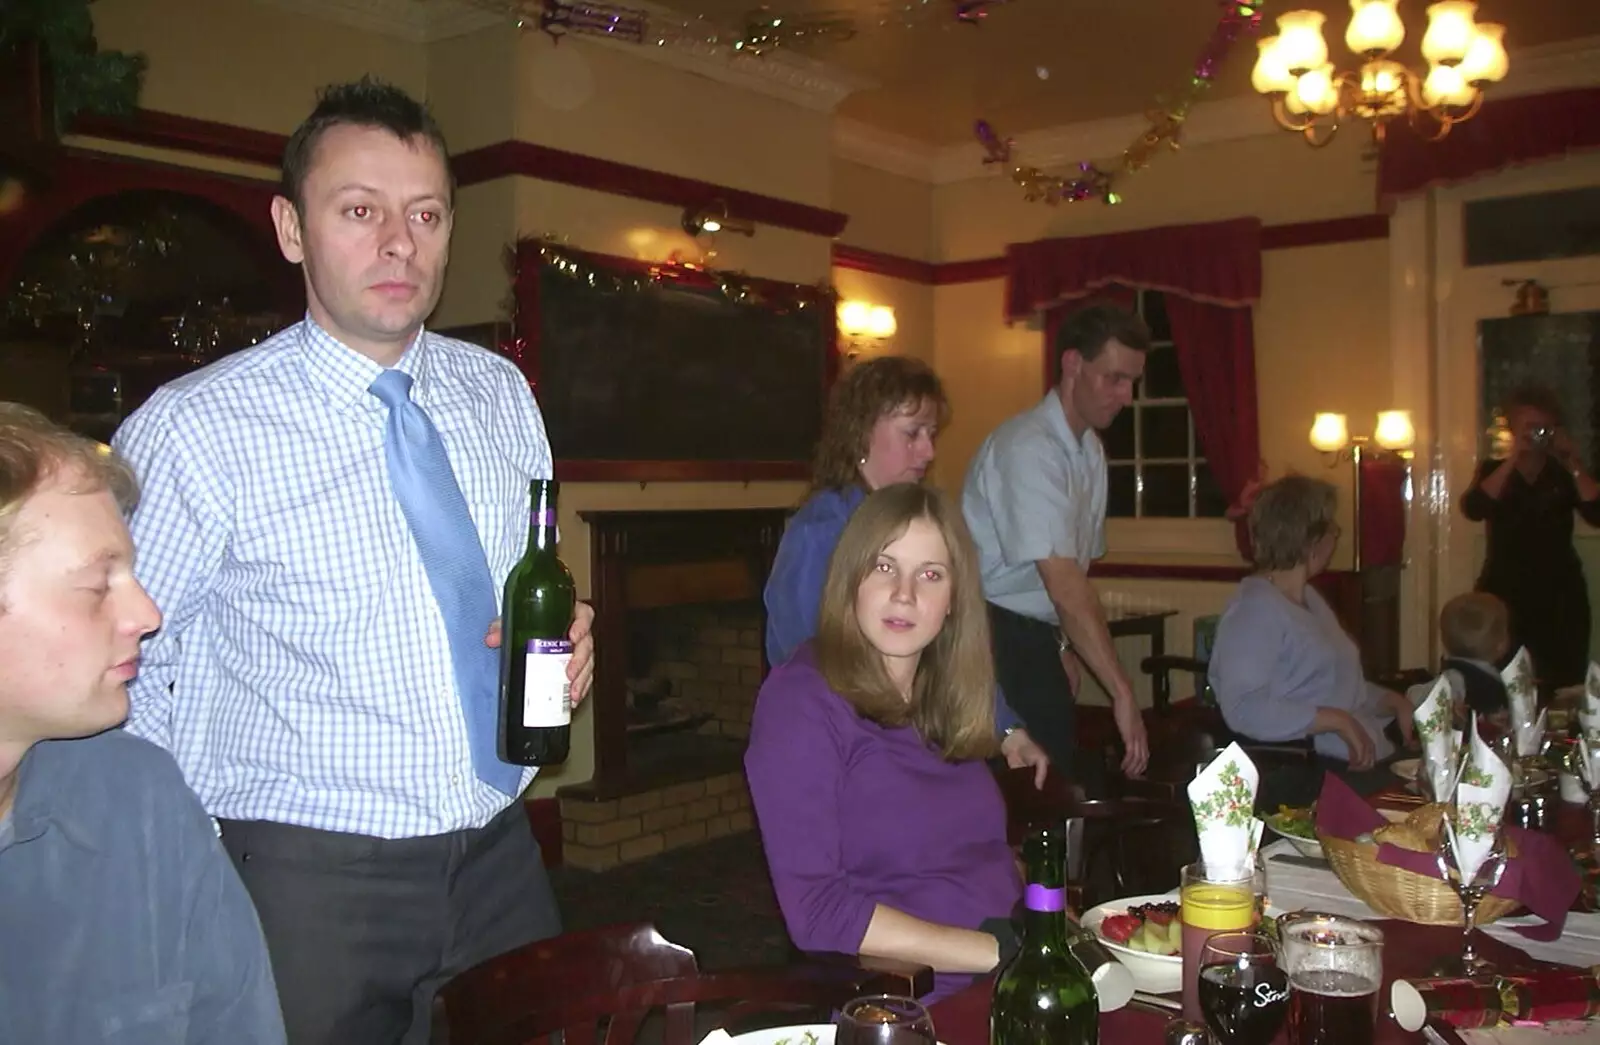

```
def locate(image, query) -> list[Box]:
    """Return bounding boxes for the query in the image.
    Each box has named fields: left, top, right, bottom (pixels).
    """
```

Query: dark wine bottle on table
left=991, top=824, right=1099, bottom=1045
left=498, top=479, right=576, bottom=766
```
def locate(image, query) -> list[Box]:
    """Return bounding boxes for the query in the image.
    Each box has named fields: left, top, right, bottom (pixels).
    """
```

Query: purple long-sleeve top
left=745, top=644, right=1022, bottom=1003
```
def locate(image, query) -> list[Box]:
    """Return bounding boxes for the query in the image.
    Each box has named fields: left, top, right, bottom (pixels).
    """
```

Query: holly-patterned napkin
left=1583, top=663, right=1600, bottom=743
left=1449, top=714, right=1512, bottom=885
left=1187, top=742, right=1261, bottom=879
left=1502, top=648, right=1541, bottom=756
left=1414, top=676, right=1460, bottom=799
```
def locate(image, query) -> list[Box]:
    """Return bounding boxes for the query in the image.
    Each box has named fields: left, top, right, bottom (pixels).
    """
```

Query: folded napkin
left=1579, top=736, right=1600, bottom=790
left=1315, top=774, right=1579, bottom=942
left=1502, top=649, right=1541, bottom=756
left=1416, top=676, right=1463, bottom=799
left=1452, top=715, right=1513, bottom=884
left=1584, top=662, right=1600, bottom=719
left=1188, top=742, right=1261, bottom=879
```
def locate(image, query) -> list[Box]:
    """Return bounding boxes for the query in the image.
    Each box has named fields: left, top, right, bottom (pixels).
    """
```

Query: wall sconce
left=1308, top=409, right=1414, bottom=571
left=838, top=300, right=897, bottom=357
left=682, top=199, right=755, bottom=238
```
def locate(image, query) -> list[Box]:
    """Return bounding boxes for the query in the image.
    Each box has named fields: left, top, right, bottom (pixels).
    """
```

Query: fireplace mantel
left=572, top=507, right=791, bottom=799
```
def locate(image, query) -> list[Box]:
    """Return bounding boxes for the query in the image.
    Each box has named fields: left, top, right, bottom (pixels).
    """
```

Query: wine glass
left=833, top=994, right=936, bottom=1045
left=1434, top=834, right=1508, bottom=976
left=1197, top=931, right=1288, bottom=1045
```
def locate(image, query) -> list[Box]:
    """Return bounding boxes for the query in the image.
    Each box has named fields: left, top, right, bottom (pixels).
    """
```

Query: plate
left=1390, top=757, right=1421, bottom=782
left=718, top=1027, right=950, bottom=1045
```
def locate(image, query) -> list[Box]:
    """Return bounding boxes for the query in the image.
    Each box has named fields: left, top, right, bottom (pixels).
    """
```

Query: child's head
left=1440, top=592, right=1510, bottom=662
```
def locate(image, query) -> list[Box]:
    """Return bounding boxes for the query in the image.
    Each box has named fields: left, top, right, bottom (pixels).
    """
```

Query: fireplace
left=570, top=508, right=789, bottom=800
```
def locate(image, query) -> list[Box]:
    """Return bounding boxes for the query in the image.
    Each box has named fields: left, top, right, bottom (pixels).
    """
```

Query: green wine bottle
left=991, top=824, right=1100, bottom=1045
left=497, top=479, right=576, bottom=766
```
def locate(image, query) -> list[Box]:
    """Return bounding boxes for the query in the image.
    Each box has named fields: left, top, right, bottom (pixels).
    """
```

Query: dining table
left=927, top=785, right=1600, bottom=1045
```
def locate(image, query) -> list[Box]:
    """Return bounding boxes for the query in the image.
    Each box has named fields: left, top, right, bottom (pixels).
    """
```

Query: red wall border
left=831, top=213, right=1391, bottom=286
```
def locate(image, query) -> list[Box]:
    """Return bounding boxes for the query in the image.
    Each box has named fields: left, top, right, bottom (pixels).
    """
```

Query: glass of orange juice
left=1180, top=861, right=1265, bottom=1020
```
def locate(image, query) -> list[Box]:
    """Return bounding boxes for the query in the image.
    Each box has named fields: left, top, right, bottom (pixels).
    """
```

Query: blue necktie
left=370, top=369, right=522, bottom=797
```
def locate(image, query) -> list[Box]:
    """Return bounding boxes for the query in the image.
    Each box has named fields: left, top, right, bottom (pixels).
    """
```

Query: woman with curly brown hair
left=763, top=355, right=1047, bottom=776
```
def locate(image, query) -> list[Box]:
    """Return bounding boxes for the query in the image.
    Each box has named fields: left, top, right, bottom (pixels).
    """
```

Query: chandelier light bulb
left=1421, top=0, right=1478, bottom=66
left=1252, top=36, right=1295, bottom=94
left=1274, top=11, right=1329, bottom=75
left=1346, top=0, right=1405, bottom=56
left=1359, top=59, right=1405, bottom=97
left=1458, top=23, right=1508, bottom=84
left=1422, top=62, right=1475, bottom=107
left=1294, top=64, right=1339, bottom=115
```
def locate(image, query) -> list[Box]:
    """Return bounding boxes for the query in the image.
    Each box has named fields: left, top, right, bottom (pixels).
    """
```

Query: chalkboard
left=532, top=264, right=829, bottom=465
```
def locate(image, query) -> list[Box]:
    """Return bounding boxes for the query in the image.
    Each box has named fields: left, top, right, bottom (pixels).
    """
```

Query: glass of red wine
left=1197, top=931, right=1289, bottom=1045
left=832, top=994, right=936, bottom=1045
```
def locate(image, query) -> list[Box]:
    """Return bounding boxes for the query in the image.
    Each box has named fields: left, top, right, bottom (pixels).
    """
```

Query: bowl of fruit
left=1081, top=896, right=1183, bottom=994
left=1262, top=804, right=1321, bottom=859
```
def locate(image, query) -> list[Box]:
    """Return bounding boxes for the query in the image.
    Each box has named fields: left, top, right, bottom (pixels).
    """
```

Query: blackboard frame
left=511, top=239, right=837, bottom=482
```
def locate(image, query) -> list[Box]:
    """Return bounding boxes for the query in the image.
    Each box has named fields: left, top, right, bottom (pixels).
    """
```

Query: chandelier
left=1250, top=1, right=1508, bottom=147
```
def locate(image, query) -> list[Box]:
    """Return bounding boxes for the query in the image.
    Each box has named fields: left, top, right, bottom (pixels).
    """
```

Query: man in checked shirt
left=113, top=79, right=595, bottom=1045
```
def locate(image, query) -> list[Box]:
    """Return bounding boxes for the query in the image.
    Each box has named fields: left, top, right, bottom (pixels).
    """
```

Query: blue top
left=0, top=730, right=285, bottom=1044
left=745, top=646, right=1021, bottom=1003
left=1207, top=576, right=1395, bottom=763
left=114, top=316, right=553, bottom=838
left=764, top=486, right=1021, bottom=732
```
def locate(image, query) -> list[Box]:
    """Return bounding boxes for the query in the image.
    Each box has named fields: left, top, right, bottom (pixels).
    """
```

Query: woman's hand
left=1001, top=729, right=1050, bottom=789
left=1383, top=689, right=1418, bottom=749
left=1314, top=707, right=1374, bottom=771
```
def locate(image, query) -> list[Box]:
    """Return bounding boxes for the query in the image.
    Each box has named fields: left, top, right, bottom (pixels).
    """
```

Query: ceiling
left=666, top=0, right=1600, bottom=143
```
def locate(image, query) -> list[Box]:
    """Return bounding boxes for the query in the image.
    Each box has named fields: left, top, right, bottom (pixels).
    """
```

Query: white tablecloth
left=1260, top=839, right=1600, bottom=968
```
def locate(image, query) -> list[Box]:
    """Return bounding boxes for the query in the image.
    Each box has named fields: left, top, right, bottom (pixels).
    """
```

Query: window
left=1464, top=186, right=1600, bottom=267
left=1101, top=290, right=1229, bottom=519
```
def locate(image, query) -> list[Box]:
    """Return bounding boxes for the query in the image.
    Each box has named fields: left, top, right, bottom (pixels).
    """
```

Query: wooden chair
left=433, top=921, right=932, bottom=1045
left=992, top=765, right=1194, bottom=907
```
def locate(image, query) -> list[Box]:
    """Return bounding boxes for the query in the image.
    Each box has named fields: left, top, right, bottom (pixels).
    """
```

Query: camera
left=1531, top=425, right=1555, bottom=448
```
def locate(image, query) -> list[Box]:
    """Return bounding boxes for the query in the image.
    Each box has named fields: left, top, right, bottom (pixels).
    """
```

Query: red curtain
left=1377, top=86, right=1600, bottom=204
left=1013, top=219, right=1262, bottom=561
left=1359, top=455, right=1408, bottom=569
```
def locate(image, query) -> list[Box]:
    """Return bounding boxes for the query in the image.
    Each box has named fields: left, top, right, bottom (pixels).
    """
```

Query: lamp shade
left=1310, top=412, right=1350, bottom=452
left=1459, top=22, right=1508, bottom=84
left=1252, top=37, right=1295, bottom=94
left=1421, top=0, right=1477, bottom=66
left=865, top=305, right=897, bottom=339
left=1274, top=11, right=1329, bottom=74
left=1374, top=410, right=1416, bottom=450
left=838, top=300, right=872, bottom=336
left=1346, top=0, right=1405, bottom=55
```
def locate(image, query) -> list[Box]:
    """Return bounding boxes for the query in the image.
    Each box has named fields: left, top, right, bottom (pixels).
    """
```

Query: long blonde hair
left=814, top=483, right=997, bottom=760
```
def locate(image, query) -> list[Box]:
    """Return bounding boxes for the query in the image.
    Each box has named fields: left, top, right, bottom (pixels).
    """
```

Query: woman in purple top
left=746, top=483, right=1022, bottom=1003
left=762, top=355, right=1046, bottom=778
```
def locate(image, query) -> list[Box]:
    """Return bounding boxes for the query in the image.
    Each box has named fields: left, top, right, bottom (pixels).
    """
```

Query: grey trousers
left=220, top=803, right=562, bottom=1045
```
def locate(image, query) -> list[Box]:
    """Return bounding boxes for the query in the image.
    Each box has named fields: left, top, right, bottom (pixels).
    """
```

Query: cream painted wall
left=427, top=27, right=520, bottom=154
left=831, top=159, right=935, bottom=261
left=91, top=0, right=426, bottom=133
left=513, top=34, right=834, bottom=208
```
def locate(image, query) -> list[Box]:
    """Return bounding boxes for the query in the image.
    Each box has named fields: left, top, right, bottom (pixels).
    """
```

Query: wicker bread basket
left=1318, top=803, right=1519, bottom=926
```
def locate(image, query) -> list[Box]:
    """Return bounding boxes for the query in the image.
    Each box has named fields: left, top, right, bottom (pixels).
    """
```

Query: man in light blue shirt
left=114, top=81, right=594, bottom=1045
left=963, top=302, right=1152, bottom=782
left=0, top=404, right=284, bottom=1044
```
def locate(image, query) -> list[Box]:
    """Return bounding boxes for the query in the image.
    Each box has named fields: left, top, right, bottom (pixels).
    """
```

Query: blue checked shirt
left=115, top=317, right=553, bottom=839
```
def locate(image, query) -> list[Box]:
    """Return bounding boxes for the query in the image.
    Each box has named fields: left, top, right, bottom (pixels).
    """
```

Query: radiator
left=1074, top=579, right=1239, bottom=710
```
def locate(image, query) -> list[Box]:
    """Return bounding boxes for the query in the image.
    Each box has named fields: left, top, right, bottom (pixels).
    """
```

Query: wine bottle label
left=522, top=638, right=573, bottom=728
left=1024, top=884, right=1066, bottom=912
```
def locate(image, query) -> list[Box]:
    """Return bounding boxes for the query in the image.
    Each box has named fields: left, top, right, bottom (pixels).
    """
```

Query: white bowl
left=1279, top=833, right=1323, bottom=859
left=1081, top=893, right=1183, bottom=995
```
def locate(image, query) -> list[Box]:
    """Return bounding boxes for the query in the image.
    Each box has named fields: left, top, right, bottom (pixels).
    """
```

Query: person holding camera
left=1462, top=385, right=1600, bottom=688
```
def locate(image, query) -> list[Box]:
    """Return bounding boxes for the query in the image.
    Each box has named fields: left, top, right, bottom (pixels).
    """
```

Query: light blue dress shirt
left=1207, top=576, right=1396, bottom=763
left=114, top=317, right=553, bottom=839
left=962, top=393, right=1107, bottom=625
